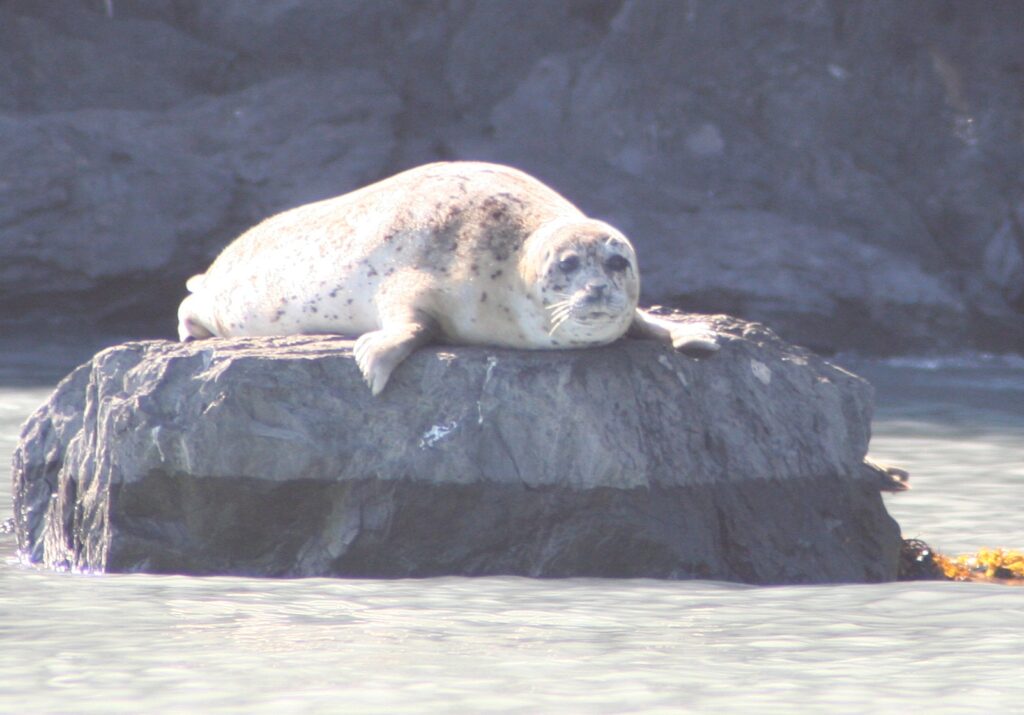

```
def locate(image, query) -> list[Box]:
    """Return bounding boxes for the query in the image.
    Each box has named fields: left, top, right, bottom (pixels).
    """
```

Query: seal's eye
left=605, top=254, right=630, bottom=272
left=558, top=255, right=580, bottom=273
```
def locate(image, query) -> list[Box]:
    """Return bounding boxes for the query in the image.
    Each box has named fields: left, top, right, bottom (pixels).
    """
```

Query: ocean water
left=1, top=343, right=1022, bottom=714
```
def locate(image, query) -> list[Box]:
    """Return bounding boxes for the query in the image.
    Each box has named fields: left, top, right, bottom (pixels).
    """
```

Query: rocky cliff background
left=2, top=0, right=1022, bottom=355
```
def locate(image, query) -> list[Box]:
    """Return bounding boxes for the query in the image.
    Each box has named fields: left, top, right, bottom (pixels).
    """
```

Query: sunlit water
left=2, top=342, right=1022, bottom=714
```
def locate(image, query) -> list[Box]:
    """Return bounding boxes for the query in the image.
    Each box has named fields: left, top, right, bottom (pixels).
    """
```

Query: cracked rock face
left=12, top=317, right=902, bottom=583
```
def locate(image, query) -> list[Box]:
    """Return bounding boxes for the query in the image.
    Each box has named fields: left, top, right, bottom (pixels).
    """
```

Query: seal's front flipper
left=353, top=318, right=436, bottom=395
left=629, top=309, right=721, bottom=355
left=668, top=322, right=720, bottom=354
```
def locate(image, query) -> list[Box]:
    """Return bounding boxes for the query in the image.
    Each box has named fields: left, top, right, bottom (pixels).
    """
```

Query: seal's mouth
left=546, top=295, right=626, bottom=335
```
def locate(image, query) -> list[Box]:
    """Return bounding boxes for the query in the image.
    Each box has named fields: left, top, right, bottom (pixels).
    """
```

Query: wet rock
left=12, top=317, right=903, bottom=583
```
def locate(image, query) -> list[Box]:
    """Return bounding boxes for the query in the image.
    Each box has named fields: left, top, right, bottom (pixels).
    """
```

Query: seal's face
left=526, top=220, right=640, bottom=346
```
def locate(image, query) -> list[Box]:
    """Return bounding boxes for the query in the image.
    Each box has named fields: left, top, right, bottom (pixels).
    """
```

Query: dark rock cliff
left=3, top=0, right=1021, bottom=354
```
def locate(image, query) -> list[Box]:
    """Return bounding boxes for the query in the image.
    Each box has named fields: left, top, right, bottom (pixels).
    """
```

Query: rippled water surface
left=2, top=343, right=1022, bottom=714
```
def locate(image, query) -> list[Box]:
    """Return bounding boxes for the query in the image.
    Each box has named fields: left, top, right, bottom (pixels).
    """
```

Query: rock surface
left=2, top=1, right=1023, bottom=354
left=12, top=317, right=902, bottom=583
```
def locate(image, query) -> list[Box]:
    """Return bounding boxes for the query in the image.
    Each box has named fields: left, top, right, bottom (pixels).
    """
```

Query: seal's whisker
left=548, top=312, right=571, bottom=335
left=548, top=304, right=574, bottom=331
left=546, top=298, right=572, bottom=315
left=547, top=299, right=576, bottom=334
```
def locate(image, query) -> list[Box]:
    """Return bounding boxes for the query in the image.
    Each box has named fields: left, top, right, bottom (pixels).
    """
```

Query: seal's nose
left=584, top=282, right=608, bottom=302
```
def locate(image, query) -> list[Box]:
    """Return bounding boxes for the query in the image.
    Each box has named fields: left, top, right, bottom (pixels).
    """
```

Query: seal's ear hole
left=605, top=254, right=630, bottom=272
left=558, top=255, right=580, bottom=273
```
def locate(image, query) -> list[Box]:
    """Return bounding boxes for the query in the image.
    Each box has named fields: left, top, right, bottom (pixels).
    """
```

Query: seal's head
left=521, top=218, right=640, bottom=345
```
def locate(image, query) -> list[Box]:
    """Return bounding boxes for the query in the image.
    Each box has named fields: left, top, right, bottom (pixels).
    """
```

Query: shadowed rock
left=11, top=316, right=902, bottom=583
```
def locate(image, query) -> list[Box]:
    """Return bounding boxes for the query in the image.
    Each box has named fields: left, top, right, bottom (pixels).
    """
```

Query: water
left=853, top=354, right=1024, bottom=554
left=2, top=342, right=1023, bottom=714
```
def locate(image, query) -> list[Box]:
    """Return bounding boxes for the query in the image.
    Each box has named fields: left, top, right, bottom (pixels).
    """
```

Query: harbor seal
left=178, top=161, right=719, bottom=394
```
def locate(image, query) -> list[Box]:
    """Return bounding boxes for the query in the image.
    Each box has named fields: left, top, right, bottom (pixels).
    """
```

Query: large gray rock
left=11, top=317, right=902, bottom=583
left=3, top=0, right=1020, bottom=353
left=0, top=68, right=400, bottom=330
left=487, top=1, right=1024, bottom=352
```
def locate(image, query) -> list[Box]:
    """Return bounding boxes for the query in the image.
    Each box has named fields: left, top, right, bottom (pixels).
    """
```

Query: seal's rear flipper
left=177, top=316, right=214, bottom=341
left=177, top=294, right=215, bottom=341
